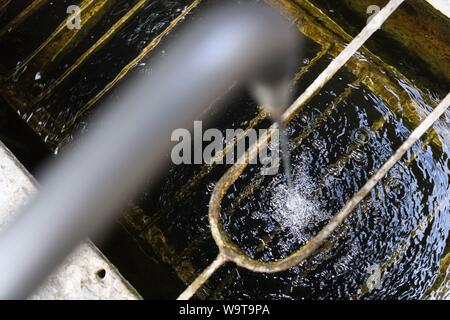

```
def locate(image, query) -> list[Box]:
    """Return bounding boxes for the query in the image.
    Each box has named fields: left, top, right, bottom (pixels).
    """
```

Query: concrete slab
left=0, top=141, right=141, bottom=300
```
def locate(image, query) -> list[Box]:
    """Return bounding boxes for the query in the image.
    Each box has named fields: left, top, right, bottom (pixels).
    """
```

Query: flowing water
left=278, top=121, right=294, bottom=190
left=0, top=0, right=449, bottom=299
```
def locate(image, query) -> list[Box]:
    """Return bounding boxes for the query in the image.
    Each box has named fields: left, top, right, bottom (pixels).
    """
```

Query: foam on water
left=267, top=155, right=326, bottom=246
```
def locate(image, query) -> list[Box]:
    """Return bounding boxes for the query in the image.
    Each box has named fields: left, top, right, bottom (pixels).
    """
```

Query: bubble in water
left=206, top=182, right=216, bottom=193
left=353, top=128, right=371, bottom=144
left=312, top=139, right=325, bottom=151
left=352, top=149, right=367, bottom=164
left=328, top=164, right=342, bottom=177
left=300, top=113, right=310, bottom=125
left=286, top=192, right=304, bottom=211
left=385, top=177, right=407, bottom=200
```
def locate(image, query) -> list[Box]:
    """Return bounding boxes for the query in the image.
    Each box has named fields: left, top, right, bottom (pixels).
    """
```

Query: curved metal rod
left=0, top=3, right=298, bottom=299
left=178, top=89, right=449, bottom=299
left=209, top=91, right=449, bottom=274
left=208, top=0, right=407, bottom=274
left=177, top=0, right=407, bottom=300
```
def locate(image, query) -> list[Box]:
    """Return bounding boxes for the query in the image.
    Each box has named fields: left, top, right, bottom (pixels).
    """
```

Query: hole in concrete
left=96, top=269, right=106, bottom=280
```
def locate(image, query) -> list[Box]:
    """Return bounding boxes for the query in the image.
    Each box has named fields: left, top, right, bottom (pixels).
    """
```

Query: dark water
left=0, top=97, right=49, bottom=173
left=219, top=80, right=450, bottom=299
left=0, top=0, right=449, bottom=299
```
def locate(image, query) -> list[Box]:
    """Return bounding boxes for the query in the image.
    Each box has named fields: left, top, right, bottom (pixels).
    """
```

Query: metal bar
left=293, top=44, right=330, bottom=82
left=177, top=253, right=227, bottom=300
left=281, top=0, right=405, bottom=124
left=30, top=0, right=151, bottom=107
left=275, top=0, right=443, bottom=151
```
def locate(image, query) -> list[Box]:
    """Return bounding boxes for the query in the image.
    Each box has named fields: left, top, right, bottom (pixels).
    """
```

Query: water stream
left=278, top=120, right=294, bottom=191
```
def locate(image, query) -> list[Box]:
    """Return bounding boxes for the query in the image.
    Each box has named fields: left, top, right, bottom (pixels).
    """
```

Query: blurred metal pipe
left=0, top=3, right=298, bottom=299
